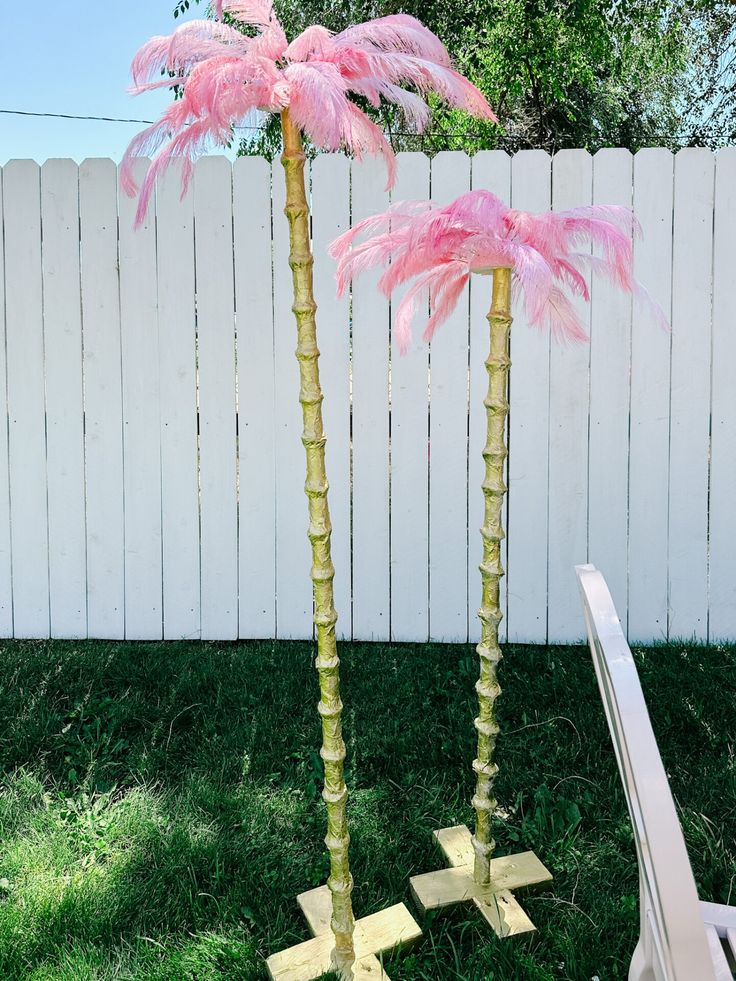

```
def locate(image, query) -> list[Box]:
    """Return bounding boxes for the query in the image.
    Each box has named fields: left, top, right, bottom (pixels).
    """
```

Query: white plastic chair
left=575, top=564, right=735, bottom=981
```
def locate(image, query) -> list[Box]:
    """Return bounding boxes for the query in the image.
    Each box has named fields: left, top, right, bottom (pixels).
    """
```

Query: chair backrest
left=575, top=564, right=716, bottom=981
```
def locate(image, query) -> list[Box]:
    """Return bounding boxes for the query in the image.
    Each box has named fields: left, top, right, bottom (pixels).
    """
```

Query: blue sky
left=1, top=2, right=202, bottom=164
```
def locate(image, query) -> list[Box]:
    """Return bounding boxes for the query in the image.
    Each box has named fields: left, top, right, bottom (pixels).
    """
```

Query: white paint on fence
left=41, top=159, right=87, bottom=639
left=0, top=167, right=12, bottom=635
left=234, top=156, right=277, bottom=640
left=194, top=157, right=239, bottom=640
left=668, top=149, right=714, bottom=641
left=628, top=149, right=674, bottom=643
left=351, top=155, right=391, bottom=641
left=0, top=149, right=732, bottom=644
left=429, top=151, right=471, bottom=643
left=79, top=158, right=125, bottom=639
left=506, top=150, right=551, bottom=644
left=119, top=159, right=163, bottom=640
left=312, top=153, right=352, bottom=642
left=468, top=151, right=512, bottom=648
left=271, top=157, right=311, bottom=641
left=709, top=147, right=736, bottom=641
left=588, top=149, right=633, bottom=634
left=547, top=150, right=593, bottom=644
left=4, top=160, right=49, bottom=638
left=389, top=153, right=430, bottom=643
left=157, top=161, right=201, bottom=640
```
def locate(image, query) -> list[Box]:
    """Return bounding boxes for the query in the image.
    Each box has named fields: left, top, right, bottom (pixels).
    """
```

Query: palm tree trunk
left=280, top=108, right=356, bottom=975
left=471, top=266, right=511, bottom=887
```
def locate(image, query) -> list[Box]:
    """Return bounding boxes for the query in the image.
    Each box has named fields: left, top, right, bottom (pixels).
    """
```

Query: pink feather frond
left=353, top=79, right=432, bottom=130
left=130, top=22, right=250, bottom=86
left=423, top=262, right=470, bottom=343
left=220, top=0, right=280, bottom=27
left=540, top=287, right=590, bottom=343
left=167, top=20, right=253, bottom=64
left=329, top=188, right=664, bottom=350
left=285, top=25, right=334, bottom=62
left=120, top=98, right=191, bottom=197
left=344, top=52, right=496, bottom=122
left=393, top=269, right=434, bottom=352
left=334, top=15, right=452, bottom=67
left=344, top=102, right=397, bottom=189
left=286, top=61, right=397, bottom=185
left=283, top=61, right=350, bottom=147
left=216, top=0, right=287, bottom=58
left=125, top=12, right=495, bottom=221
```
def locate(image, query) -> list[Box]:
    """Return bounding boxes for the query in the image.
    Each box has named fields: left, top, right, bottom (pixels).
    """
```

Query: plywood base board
left=266, top=885, right=422, bottom=981
left=409, top=824, right=552, bottom=938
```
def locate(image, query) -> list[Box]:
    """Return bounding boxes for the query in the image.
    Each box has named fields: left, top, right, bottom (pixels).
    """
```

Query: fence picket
left=312, top=155, right=352, bottom=641
left=119, top=160, right=163, bottom=640
left=668, top=149, right=714, bottom=641
left=547, top=150, right=593, bottom=643
left=428, top=152, right=471, bottom=642
left=469, top=151, right=511, bottom=645
left=390, top=153, right=430, bottom=642
left=351, top=156, right=391, bottom=641
left=80, top=158, right=125, bottom=638
left=193, top=157, right=238, bottom=640
left=3, top=161, right=49, bottom=638
left=157, top=162, right=201, bottom=640
left=0, top=170, right=12, bottom=635
left=41, top=159, right=87, bottom=638
left=507, top=150, right=552, bottom=644
left=588, top=150, right=633, bottom=627
left=234, top=156, right=277, bottom=639
left=272, top=159, right=313, bottom=640
left=628, top=149, right=674, bottom=643
left=709, top=147, right=736, bottom=641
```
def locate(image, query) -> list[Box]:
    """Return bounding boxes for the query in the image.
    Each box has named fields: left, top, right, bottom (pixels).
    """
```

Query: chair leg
left=629, top=937, right=655, bottom=981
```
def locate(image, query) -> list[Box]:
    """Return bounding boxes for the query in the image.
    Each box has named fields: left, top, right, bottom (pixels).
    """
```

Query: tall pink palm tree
left=122, top=1, right=495, bottom=221
left=330, top=189, right=665, bottom=891
left=122, top=4, right=495, bottom=974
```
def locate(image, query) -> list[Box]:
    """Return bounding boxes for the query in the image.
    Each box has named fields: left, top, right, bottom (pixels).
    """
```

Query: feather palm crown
left=330, top=189, right=667, bottom=352
left=121, top=0, right=496, bottom=222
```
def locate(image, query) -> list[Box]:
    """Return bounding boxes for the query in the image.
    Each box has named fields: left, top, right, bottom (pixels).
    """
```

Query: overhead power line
left=0, top=107, right=481, bottom=138
left=1, top=106, right=730, bottom=144
left=0, top=107, right=269, bottom=133
left=1, top=108, right=157, bottom=125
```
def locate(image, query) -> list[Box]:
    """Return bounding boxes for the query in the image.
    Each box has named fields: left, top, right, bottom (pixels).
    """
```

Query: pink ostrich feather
left=122, top=4, right=496, bottom=221
left=329, top=189, right=666, bottom=353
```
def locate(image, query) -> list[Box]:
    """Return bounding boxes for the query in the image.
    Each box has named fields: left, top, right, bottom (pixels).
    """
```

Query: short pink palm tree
left=330, top=189, right=664, bottom=893
left=122, top=3, right=495, bottom=976
left=331, top=189, right=661, bottom=351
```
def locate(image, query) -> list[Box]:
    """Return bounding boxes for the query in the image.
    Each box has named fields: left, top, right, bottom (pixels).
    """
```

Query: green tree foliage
left=173, top=0, right=734, bottom=153
left=675, top=0, right=735, bottom=146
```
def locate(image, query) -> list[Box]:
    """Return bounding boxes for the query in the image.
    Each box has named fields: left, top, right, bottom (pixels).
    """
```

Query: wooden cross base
left=409, top=825, right=552, bottom=937
left=266, top=885, right=422, bottom=981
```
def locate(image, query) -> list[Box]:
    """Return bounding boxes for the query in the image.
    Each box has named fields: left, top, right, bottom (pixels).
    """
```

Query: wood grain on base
left=410, top=824, right=552, bottom=937
left=266, top=896, right=421, bottom=981
left=474, top=889, right=536, bottom=936
left=297, top=886, right=333, bottom=937
left=434, top=824, right=476, bottom=866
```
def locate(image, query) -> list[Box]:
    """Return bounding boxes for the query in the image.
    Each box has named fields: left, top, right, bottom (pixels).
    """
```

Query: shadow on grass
left=0, top=638, right=733, bottom=979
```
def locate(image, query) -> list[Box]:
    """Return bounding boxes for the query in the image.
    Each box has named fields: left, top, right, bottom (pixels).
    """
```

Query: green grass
left=0, top=638, right=733, bottom=980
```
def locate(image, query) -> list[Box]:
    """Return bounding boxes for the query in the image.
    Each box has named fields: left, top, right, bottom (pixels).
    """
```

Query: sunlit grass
left=0, top=638, right=733, bottom=979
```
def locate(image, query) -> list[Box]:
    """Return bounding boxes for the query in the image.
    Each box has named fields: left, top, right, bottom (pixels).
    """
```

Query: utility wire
left=1, top=107, right=730, bottom=142
left=0, top=108, right=157, bottom=125
left=0, top=106, right=485, bottom=138
left=0, top=107, right=265, bottom=130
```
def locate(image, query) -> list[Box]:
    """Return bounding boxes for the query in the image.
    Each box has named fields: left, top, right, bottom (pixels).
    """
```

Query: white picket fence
left=0, top=147, right=734, bottom=644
